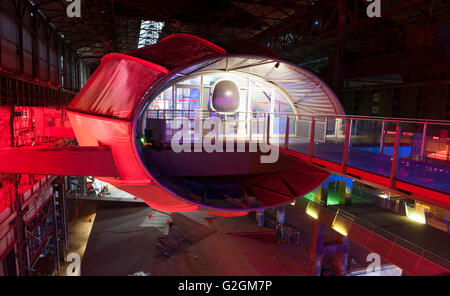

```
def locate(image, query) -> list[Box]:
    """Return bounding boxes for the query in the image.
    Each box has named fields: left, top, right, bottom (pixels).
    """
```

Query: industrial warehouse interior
left=0, top=0, right=449, bottom=280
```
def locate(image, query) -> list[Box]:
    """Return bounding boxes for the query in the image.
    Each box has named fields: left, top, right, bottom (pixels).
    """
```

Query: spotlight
left=331, top=211, right=351, bottom=236
left=378, top=193, right=389, bottom=199
left=305, top=201, right=320, bottom=219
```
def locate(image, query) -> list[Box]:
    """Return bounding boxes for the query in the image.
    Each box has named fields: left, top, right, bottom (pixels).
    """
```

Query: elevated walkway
left=145, top=110, right=449, bottom=210
left=143, top=111, right=450, bottom=274
left=277, top=114, right=450, bottom=211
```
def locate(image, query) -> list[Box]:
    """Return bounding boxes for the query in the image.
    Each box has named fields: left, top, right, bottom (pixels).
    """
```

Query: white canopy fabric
left=169, top=55, right=345, bottom=116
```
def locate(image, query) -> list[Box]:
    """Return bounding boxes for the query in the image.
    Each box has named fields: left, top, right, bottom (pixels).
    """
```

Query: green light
left=140, top=137, right=145, bottom=143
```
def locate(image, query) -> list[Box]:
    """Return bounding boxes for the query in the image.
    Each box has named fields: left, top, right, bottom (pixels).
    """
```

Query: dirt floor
left=79, top=202, right=311, bottom=276
left=61, top=198, right=417, bottom=276
left=57, top=199, right=97, bottom=276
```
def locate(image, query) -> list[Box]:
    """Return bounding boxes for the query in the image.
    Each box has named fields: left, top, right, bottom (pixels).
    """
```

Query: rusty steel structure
left=0, top=0, right=449, bottom=276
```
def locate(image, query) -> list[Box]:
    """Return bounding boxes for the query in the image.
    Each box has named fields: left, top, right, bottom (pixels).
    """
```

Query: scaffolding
left=0, top=72, right=76, bottom=107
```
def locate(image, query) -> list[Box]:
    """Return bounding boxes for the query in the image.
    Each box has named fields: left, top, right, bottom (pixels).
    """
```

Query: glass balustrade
left=141, top=110, right=450, bottom=194
left=348, top=119, right=396, bottom=177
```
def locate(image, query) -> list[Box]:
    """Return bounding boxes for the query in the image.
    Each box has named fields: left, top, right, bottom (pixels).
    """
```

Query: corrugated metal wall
left=0, top=0, right=88, bottom=92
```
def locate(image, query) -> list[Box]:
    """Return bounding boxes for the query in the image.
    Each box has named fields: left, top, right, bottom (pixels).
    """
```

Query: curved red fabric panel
left=67, top=110, right=151, bottom=182
left=126, top=33, right=227, bottom=70
left=69, top=53, right=168, bottom=120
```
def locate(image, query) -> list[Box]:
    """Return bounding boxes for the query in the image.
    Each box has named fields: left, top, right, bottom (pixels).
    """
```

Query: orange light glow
left=427, top=146, right=450, bottom=161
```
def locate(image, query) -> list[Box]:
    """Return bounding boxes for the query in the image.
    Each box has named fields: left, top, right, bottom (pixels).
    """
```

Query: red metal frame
left=284, top=148, right=450, bottom=211
left=308, top=201, right=450, bottom=275
left=272, top=111, right=450, bottom=210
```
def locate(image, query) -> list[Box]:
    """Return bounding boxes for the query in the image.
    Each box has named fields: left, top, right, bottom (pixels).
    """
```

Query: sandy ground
left=79, top=203, right=311, bottom=276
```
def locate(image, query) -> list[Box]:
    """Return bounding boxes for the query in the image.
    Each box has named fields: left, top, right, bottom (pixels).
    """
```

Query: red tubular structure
left=2, top=34, right=339, bottom=215
left=66, top=35, right=233, bottom=213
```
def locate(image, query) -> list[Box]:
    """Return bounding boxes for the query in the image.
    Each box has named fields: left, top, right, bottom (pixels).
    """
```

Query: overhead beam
left=0, top=146, right=120, bottom=177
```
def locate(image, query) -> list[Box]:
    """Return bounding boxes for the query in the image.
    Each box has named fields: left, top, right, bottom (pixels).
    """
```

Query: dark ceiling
left=29, top=0, right=450, bottom=69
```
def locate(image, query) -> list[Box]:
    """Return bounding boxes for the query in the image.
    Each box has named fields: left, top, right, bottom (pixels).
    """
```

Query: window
left=147, top=72, right=294, bottom=116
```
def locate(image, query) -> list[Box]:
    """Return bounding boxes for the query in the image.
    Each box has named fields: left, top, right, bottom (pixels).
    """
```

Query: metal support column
left=276, top=205, right=285, bottom=225
left=256, top=210, right=265, bottom=227
left=309, top=118, right=315, bottom=162
left=420, top=123, right=427, bottom=161
left=342, top=119, right=352, bottom=174
left=309, top=219, right=349, bottom=276
left=10, top=104, right=27, bottom=275
left=331, top=0, right=345, bottom=89
left=31, top=6, right=40, bottom=80
left=390, top=123, right=402, bottom=188
left=249, top=117, right=253, bottom=142
left=16, top=2, right=25, bottom=75
left=379, top=121, right=385, bottom=154
left=52, top=194, right=60, bottom=274
left=309, top=219, right=324, bottom=276
left=333, top=236, right=349, bottom=276
left=284, top=116, right=290, bottom=154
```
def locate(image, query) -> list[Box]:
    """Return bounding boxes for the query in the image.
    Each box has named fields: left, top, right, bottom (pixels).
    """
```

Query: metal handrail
left=314, top=199, right=450, bottom=270
left=143, top=108, right=450, bottom=270
left=145, top=109, right=450, bottom=126
left=144, top=111, right=450, bottom=167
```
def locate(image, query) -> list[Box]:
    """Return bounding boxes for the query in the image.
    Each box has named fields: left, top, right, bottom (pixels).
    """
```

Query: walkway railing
left=280, top=113, right=450, bottom=196
left=144, top=109, right=450, bottom=273
left=314, top=199, right=450, bottom=272
left=144, top=109, right=450, bottom=195
left=0, top=71, right=76, bottom=106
